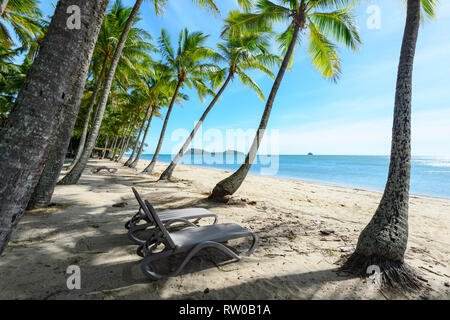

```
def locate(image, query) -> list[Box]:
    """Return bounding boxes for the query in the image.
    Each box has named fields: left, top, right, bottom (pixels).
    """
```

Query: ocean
left=136, top=154, right=450, bottom=199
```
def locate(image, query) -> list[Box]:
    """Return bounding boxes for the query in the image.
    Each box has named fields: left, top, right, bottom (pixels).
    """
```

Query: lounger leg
left=141, top=241, right=243, bottom=280
left=128, top=222, right=154, bottom=244
left=125, top=208, right=148, bottom=230
left=244, top=232, right=259, bottom=256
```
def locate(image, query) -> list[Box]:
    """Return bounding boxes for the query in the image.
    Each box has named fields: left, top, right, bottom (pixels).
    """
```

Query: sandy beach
left=0, top=158, right=449, bottom=300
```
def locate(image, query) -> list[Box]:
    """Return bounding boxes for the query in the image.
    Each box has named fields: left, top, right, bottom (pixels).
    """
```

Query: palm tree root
left=208, top=182, right=230, bottom=202
left=340, top=252, right=423, bottom=292
left=159, top=167, right=173, bottom=181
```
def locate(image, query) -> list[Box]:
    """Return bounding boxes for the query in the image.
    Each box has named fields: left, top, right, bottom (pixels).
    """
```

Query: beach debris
left=320, top=229, right=335, bottom=235
left=419, top=266, right=444, bottom=277
left=264, top=253, right=286, bottom=258
left=417, top=275, right=428, bottom=283
left=204, top=288, right=210, bottom=294
left=444, top=282, right=449, bottom=287
left=339, top=245, right=355, bottom=252
left=226, top=198, right=247, bottom=206
left=227, top=197, right=257, bottom=205
left=112, top=202, right=128, bottom=208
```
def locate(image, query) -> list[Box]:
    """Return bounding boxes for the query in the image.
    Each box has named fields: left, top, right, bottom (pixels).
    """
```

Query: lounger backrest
left=131, top=187, right=176, bottom=249
left=144, top=200, right=176, bottom=250
left=132, top=187, right=154, bottom=223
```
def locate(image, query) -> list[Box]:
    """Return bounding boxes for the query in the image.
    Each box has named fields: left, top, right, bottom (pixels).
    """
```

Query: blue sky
left=37, top=1, right=450, bottom=156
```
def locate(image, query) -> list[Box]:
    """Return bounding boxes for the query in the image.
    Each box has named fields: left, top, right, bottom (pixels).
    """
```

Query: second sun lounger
left=126, top=187, right=218, bottom=244
left=139, top=199, right=258, bottom=280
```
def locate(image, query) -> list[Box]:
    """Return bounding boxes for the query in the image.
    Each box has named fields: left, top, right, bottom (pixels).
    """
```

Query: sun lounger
left=139, top=199, right=258, bottom=280
left=126, top=187, right=218, bottom=244
left=91, top=166, right=118, bottom=174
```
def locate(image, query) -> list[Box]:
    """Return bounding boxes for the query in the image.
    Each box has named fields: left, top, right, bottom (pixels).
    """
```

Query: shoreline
left=131, top=156, right=450, bottom=202
left=0, top=158, right=448, bottom=299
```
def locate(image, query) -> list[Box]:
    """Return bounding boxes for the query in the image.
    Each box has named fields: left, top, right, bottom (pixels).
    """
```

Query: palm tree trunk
left=160, top=71, right=233, bottom=181
left=102, top=135, right=109, bottom=159
left=27, top=87, right=84, bottom=209
left=130, top=107, right=154, bottom=168
left=0, top=0, right=108, bottom=254
left=59, top=0, right=144, bottom=185
left=210, top=24, right=300, bottom=201
left=125, top=105, right=151, bottom=166
left=115, top=121, right=131, bottom=160
left=112, top=133, right=125, bottom=161
left=143, top=80, right=182, bottom=174
left=342, top=0, right=421, bottom=290
left=67, top=56, right=109, bottom=171
left=112, top=138, right=122, bottom=160
left=117, top=115, right=138, bottom=162
left=0, top=0, right=9, bottom=15
left=108, top=136, right=118, bottom=159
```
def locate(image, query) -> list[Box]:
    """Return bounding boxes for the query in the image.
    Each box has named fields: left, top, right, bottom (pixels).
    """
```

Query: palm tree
left=125, top=62, right=169, bottom=166
left=129, top=62, right=177, bottom=168
left=0, top=0, right=44, bottom=49
left=59, top=0, right=147, bottom=185
left=28, top=3, right=145, bottom=209
left=0, top=1, right=9, bottom=15
left=129, top=107, right=157, bottom=167
left=67, top=0, right=153, bottom=172
left=159, top=18, right=279, bottom=181
left=124, top=104, right=150, bottom=165
left=60, top=0, right=220, bottom=185
left=0, top=0, right=109, bottom=254
left=159, top=15, right=279, bottom=180
left=142, top=28, right=217, bottom=174
left=116, top=110, right=140, bottom=162
left=341, top=0, right=437, bottom=290
left=210, top=0, right=361, bottom=200
left=0, top=44, right=31, bottom=117
left=117, top=90, right=150, bottom=164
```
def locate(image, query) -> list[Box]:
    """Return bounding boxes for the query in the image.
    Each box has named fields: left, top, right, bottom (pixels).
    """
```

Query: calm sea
left=136, top=154, right=450, bottom=199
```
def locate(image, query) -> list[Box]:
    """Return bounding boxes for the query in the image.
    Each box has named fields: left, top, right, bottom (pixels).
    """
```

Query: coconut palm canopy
left=0, top=0, right=44, bottom=49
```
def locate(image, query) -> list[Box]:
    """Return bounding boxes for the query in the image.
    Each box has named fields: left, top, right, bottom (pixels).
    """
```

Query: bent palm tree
left=67, top=0, right=153, bottom=172
left=159, top=20, right=279, bottom=181
left=142, top=28, right=217, bottom=174
left=59, top=0, right=146, bottom=185
left=60, top=0, right=220, bottom=185
left=129, top=63, right=176, bottom=168
left=0, top=0, right=109, bottom=254
left=210, top=0, right=361, bottom=200
left=341, top=0, right=437, bottom=290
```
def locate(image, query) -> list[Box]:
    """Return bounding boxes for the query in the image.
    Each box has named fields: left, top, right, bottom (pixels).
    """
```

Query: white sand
left=0, top=158, right=449, bottom=300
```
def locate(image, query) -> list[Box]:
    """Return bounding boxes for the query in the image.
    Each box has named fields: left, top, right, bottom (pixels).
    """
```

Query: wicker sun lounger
left=139, top=199, right=258, bottom=280
left=126, top=187, right=218, bottom=244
